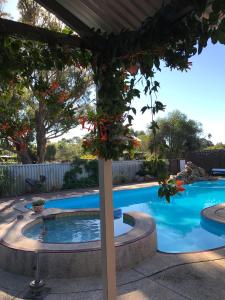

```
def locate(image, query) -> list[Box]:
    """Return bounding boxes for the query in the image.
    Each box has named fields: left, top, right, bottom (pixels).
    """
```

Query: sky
left=4, top=0, right=225, bottom=144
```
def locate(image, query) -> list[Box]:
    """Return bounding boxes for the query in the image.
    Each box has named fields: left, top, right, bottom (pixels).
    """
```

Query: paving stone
left=47, top=276, right=102, bottom=293
left=151, top=260, right=225, bottom=300
left=133, top=250, right=221, bottom=277
left=118, top=277, right=186, bottom=300
left=45, top=290, right=103, bottom=300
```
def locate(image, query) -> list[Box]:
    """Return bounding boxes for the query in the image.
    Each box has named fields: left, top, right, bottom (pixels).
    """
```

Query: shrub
left=63, top=158, right=98, bottom=189
left=113, top=175, right=129, bottom=185
left=32, top=199, right=45, bottom=206
left=0, top=168, right=14, bottom=196
left=137, top=159, right=168, bottom=178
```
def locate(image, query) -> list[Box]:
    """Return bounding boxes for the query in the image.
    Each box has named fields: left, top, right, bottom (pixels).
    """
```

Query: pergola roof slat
left=53, top=0, right=167, bottom=35
left=66, top=0, right=118, bottom=33
left=35, top=0, right=94, bottom=37
left=81, top=0, right=134, bottom=32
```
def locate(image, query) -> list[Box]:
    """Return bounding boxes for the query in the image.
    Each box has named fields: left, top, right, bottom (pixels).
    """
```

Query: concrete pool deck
left=0, top=182, right=225, bottom=299
left=0, top=247, right=225, bottom=299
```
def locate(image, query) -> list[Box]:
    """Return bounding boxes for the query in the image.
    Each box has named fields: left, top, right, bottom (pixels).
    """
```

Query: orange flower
left=132, top=138, right=141, bottom=148
left=50, top=81, right=60, bottom=90
left=177, top=186, right=185, bottom=192
left=176, top=180, right=184, bottom=186
left=58, top=91, right=69, bottom=103
left=176, top=180, right=185, bottom=192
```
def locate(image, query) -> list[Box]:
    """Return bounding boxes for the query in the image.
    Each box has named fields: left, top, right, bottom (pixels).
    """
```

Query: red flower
left=123, top=85, right=129, bottom=92
left=99, top=127, right=107, bottom=142
left=177, top=186, right=185, bottom=192
left=176, top=180, right=185, bottom=192
left=79, top=116, right=87, bottom=129
left=50, top=81, right=60, bottom=90
left=82, top=139, right=92, bottom=148
left=1, top=122, right=10, bottom=130
left=176, top=180, right=183, bottom=186
left=128, top=64, right=139, bottom=76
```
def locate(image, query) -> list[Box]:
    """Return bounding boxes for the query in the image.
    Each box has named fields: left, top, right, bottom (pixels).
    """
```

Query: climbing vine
left=0, top=0, right=225, bottom=162
left=77, top=0, right=225, bottom=159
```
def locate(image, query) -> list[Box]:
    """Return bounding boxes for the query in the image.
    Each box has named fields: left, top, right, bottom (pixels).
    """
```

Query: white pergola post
left=99, top=159, right=117, bottom=300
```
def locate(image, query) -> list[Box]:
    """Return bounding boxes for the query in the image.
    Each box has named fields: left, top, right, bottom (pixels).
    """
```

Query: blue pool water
left=27, top=180, right=225, bottom=253
left=24, top=216, right=132, bottom=243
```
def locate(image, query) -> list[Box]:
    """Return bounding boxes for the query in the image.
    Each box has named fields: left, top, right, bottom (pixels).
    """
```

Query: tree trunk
left=35, top=100, right=47, bottom=163
left=17, top=150, right=33, bottom=164
left=37, top=134, right=47, bottom=163
left=13, top=138, right=33, bottom=164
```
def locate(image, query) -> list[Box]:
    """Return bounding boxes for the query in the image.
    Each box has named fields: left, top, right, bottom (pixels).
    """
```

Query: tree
left=55, top=138, right=84, bottom=162
left=148, top=110, right=207, bottom=158
left=131, top=130, right=150, bottom=155
left=199, top=138, right=214, bottom=150
left=0, top=0, right=92, bottom=163
left=45, top=144, right=56, bottom=161
left=206, top=142, right=225, bottom=150
left=0, top=0, right=9, bottom=18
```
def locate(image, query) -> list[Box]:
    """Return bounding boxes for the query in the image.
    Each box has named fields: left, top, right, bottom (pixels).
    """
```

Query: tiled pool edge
left=0, top=210, right=157, bottom=278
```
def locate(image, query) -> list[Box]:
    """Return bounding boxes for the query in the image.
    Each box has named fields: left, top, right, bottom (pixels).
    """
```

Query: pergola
left=0, top=1, right=223, bottom=299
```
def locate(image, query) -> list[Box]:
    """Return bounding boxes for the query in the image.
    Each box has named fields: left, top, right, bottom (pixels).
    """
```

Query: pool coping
left=13, top=182, right=159, bottom=213
left=201, top=203, right=225, bottom=225
left=0, top=209, right=156, bottom=253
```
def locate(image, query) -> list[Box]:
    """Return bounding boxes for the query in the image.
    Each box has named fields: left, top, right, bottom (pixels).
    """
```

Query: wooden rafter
left=0, top=18, right=93, bottom=50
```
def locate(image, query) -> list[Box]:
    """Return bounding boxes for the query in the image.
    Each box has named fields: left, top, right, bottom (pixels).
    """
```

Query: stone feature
left=175, top=161, right=210, bottom=184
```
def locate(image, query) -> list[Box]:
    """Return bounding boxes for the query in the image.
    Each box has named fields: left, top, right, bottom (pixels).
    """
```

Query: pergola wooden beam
left=0, top=18, right=93, bottom=50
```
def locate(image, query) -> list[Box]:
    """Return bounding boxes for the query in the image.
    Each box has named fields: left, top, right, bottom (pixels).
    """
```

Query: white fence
left=0, top=160, right=143, bottom=196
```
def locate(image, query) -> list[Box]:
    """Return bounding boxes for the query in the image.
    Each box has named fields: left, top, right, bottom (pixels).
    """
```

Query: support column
left=99, top=159, right=116, bottom=300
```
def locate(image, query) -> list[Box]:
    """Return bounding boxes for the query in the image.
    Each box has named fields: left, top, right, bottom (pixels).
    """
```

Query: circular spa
left=0, top=210, right=157, bottom=278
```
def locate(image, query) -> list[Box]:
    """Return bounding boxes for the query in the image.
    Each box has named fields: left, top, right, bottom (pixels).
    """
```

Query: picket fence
left=0, top=160, right=144, bottom=196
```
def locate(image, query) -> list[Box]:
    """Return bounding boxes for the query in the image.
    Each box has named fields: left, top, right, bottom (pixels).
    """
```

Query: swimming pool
left=29, top=180, right=225, bottom=253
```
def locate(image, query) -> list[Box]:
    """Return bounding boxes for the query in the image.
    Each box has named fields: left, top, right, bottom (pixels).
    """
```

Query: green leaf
left=131, top=107, right=136, bottom=114
left=155, top=101, right=166, bottom=112
left=165, top=194, right=170, bottom=203
left=127, top=115, right=133, bottom=124
left=141, top=105, right=150, bottom=114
